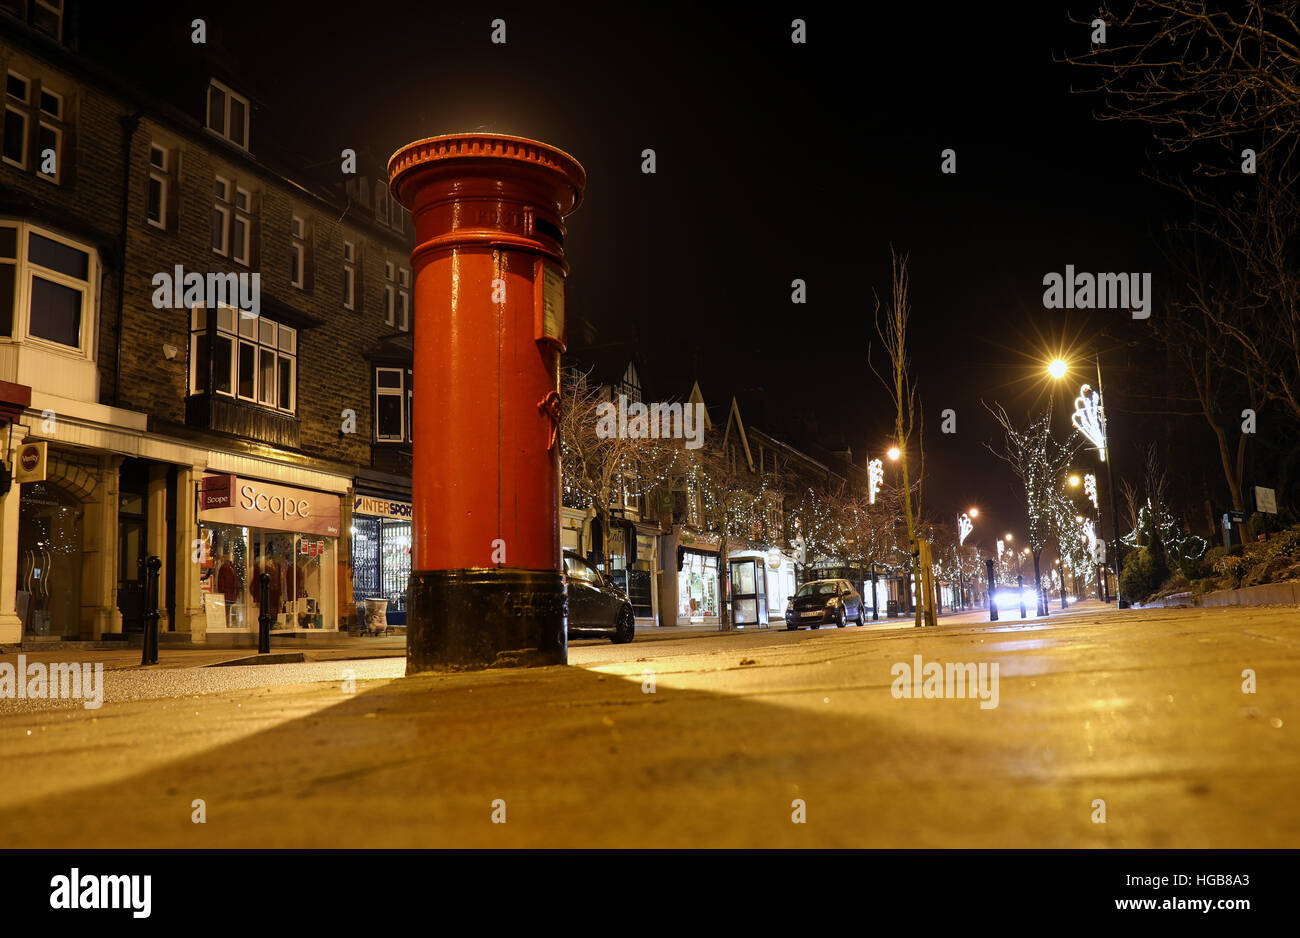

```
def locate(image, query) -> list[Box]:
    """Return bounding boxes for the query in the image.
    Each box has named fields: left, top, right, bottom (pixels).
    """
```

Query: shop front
left=196, top=473, right=341, bottom=641
left=660, top=527, right=720, bottom=626
left=351, top=494, right=412, bottom=625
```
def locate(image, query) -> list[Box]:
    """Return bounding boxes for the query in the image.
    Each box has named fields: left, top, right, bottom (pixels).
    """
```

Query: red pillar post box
left=389, top=133, right=585, bottom=672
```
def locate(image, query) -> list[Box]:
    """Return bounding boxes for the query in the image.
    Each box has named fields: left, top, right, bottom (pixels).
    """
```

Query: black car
left=785, top=578, right=866, bottom=630
left=563, top=551, right=636, bottom=644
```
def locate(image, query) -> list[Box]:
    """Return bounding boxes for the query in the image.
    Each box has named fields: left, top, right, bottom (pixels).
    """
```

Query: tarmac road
left=0, top=600, right=1295, bottom=847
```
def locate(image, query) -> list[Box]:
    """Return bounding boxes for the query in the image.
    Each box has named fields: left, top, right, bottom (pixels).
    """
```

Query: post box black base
left=406, top=568, right=567, bottom=673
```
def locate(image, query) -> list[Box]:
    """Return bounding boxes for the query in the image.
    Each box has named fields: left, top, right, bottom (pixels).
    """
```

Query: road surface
left=0, top=600, right=1295, bottom=847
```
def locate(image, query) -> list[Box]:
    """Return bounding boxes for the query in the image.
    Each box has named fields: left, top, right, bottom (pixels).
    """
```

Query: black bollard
left=870, top=562, right=879, bottom=621
left=258, top=571, right=272, bottom=654
left=141, top=555, right=161, bottom=665
left=985, top=558, right=998, bottom=622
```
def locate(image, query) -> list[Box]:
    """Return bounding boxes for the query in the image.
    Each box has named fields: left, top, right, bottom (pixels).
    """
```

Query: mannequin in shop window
left=216, top=551, right=240, bottom=604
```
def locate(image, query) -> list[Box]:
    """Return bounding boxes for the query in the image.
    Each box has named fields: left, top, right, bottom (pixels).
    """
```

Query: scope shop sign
left=199, top=473, right=341, bottom=537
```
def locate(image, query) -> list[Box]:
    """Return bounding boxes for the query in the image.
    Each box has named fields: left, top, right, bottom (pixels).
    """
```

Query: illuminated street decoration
left=1072, top=384, right=1107, bottom=460
left=868, top=458, right=884, bottom=505
left=1084, top=472, right=1098, bottom=510
left=1083, top=518, right=1096, bottom=555
left=997, top=538, right=1004, bottom=559
left=958, top=512, right=973, bottom=546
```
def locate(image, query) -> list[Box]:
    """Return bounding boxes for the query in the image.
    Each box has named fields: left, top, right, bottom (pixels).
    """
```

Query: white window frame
left=375, top=367, right=406, bottom=442
left=0, top=219, right=98, bottom=360
left=147, top=143, right=170, bottom=230
left=34, top=86, right=60, bottom=184
left=212, top=176, right=230, bottom=256
left=4, top=70, right=29, bottom=171
left=290, top=214, right=306, bottom=289
left=33, top=0, right=63, bottom=41
left=205, top=78, right=249, bottom=150
left=190, top=306, right=296, bottom=414
left=212, top=175, right=253, bottom=265
left=384, top=261, right=395, bottom=326
left=342, top=240, right=355, bottom=309
left=397, top=267, right=410, bottom=331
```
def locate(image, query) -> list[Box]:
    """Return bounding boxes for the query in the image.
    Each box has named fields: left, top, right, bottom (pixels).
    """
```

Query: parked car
left=785, top=578, right=866, bottom=629
left=563, top=551, right=636, bottom=643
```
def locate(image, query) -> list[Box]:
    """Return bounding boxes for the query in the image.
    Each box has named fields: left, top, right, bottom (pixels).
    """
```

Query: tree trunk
left=1033, top=552, right=1046, bottom=616
left=717, top=533, right=730, bottom=631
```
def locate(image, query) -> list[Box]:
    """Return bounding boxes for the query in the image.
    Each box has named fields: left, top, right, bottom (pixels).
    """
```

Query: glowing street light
left=1048, top=358, right=1068, bottom=380
left=1068, top=474, right=1080, bottom=487
left=887, top=446, right=901, bottom=461
left=968, top=507, right=979, bottom=518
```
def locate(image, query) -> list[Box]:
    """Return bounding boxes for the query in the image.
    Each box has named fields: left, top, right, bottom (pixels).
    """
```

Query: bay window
left=191, top=306, right=296, bottom=414
left=0, top=220, right=96, bottom=357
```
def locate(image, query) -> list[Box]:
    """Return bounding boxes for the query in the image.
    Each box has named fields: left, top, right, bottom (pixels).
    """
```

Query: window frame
left=3, top=70, right=30, bottom=171
left=384, top=261, right=395, bottom=326
left=205, top=78, right=250, bottom=151
left=189, top=306, right=296, bottom=414
left=34, top=85, right=60, bottom=183
left=147, top=142, right=171, bottom=230
left=342, top=239, right=356, bottom=310
left=211, top=175, right=254, bottom=266
left=397, top=267, right=410, bottom=331
left=0, top=219, right=98, bottom=359
left=375, top=366, right=406, bottom=442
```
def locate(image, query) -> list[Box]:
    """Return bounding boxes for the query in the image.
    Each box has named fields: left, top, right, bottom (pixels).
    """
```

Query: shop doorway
left=116, top=460, right=149, bottom=634
left=18, top=481, right=85, bottom=640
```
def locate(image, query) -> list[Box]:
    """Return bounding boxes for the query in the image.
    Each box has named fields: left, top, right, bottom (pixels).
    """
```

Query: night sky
left=85, top=1, right=1202, bottom=554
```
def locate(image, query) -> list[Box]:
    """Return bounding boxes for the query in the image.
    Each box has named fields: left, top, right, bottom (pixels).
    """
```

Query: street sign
left=1256, top=486, right=1278, bottom=515
left=1228, top=510, right=1247, bottom=524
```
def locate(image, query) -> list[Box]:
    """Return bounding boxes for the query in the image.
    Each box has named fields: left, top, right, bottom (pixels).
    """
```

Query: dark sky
left=84, top=1, right=1200, bottom=553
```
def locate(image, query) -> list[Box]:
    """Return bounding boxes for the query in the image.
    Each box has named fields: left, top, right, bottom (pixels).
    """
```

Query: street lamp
left=887, top=446, right=901, bottom=461
left=1048, top=357, right=1128, bottom=608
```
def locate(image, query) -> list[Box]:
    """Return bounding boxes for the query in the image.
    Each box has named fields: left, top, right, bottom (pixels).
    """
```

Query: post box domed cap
left=388, top=132, right=586, bottom=214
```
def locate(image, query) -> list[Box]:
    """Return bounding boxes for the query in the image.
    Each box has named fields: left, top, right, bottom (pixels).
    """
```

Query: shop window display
left=199, top=522, right=335, bottom=630
left=677, top=551, right=718, bottom=623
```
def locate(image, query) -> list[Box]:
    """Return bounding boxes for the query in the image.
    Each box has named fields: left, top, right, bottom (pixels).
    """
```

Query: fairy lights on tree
left=987, top=401, right=1081, bottom=616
